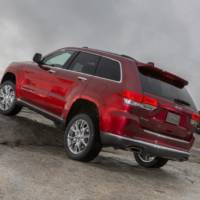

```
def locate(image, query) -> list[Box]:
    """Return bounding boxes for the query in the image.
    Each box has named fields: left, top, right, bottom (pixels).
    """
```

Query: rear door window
left=68, top=52, right=100, bottom=75
left=96, top=58, right=121, bottom=81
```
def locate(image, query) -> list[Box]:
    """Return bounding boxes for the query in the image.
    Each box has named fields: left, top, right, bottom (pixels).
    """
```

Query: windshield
left=139, top=72, right=196, bottom=110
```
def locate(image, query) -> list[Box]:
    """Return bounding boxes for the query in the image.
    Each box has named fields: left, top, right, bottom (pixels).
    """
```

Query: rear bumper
left=101, top=132, right=190, bottom=161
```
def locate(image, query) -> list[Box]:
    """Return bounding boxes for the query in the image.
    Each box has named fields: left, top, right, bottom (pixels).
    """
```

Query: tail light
left=191, top=112, right=200, bottom=126
left=123, top=90, right=158, bottom=110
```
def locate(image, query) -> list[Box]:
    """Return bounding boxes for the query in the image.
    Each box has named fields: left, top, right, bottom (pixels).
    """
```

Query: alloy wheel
left=67, top=119, right=91, bottom=154
left=0, top=84, right=15, bottom=111
left=137, top=152, right=156, bottom=163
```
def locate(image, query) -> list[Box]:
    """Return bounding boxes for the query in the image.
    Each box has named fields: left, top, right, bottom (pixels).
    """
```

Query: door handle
left=48, top=69, right=56, bottom=74
left=77, top=76, right=87, bottom=81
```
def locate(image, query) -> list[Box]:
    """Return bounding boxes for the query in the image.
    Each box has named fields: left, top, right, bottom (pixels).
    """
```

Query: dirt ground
left=0, top=109, right=200, bottom=200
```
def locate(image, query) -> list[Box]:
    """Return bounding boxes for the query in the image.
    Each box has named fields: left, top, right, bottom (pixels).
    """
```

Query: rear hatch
left=137, top=64, right=197, bottom=141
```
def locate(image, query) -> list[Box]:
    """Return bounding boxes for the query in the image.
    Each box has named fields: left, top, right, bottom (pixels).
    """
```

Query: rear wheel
left=0, top=81, right=22, bottom=115
left=134, top=151, right=168, bottom=168
left=64, top=113, right=101, bottom=162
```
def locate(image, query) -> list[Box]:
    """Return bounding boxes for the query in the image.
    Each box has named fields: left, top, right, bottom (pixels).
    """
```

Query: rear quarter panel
left=88, top=59, right=143, bottom=135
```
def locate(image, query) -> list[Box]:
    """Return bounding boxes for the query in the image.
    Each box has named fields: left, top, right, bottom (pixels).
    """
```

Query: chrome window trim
left=52, top=50, right=123, bottom=83
left=41, top=49, right=123, bottom=84
left=77, top=50, right=123, bottom=83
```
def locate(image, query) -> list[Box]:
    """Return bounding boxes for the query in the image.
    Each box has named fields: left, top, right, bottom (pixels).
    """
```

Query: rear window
left=139, top=72, right=196, bottom=110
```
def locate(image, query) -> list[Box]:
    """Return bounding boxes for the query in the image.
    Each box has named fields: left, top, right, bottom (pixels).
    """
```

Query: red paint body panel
left=1, top=47, right=197, bottom=156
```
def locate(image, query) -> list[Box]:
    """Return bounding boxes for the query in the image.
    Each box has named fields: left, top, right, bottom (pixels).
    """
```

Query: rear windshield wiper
left=174, top=98, right=190, bottom=106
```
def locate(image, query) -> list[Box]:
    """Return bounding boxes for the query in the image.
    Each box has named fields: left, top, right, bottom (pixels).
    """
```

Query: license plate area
left=166, top=112, right=180, bottom=125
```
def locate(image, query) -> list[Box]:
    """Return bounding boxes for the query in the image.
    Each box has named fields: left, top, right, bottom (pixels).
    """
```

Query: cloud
left=0, top=0, right=199, bottom=108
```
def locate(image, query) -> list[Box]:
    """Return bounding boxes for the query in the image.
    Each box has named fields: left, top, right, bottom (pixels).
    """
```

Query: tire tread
left=64, top=113, right=101, bottom=162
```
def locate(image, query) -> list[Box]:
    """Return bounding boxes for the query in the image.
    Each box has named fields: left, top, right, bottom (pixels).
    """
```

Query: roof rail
left=121, top=54, right=135, bottom=60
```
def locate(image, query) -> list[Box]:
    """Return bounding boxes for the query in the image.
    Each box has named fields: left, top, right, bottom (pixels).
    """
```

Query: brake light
left=123, top=90, right=158, bottom=110
left=123, top=91, right=143, bottom=103
left=143, top=96, right=158, bottom=107
left=191, top=113, right=200, bottom=126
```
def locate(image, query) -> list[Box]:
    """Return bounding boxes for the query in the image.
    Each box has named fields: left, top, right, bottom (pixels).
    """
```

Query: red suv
left=0, top=47, right=199, bottom=168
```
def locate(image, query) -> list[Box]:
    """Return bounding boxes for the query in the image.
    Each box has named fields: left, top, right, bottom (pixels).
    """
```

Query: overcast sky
left=0, top=0, right=199, bottom=108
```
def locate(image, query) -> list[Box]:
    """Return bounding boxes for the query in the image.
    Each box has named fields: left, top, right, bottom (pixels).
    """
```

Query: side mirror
left=33, top=53, right=42, bottom=64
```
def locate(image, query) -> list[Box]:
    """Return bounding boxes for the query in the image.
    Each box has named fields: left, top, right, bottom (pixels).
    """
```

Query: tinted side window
left=96, top=58, right=121, bottom=81
left=69, top=52, right=100, bottom=75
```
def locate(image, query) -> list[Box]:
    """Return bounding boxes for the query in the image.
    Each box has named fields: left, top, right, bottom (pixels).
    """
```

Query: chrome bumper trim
left=101, top=132, right=190, bottom=160
left=144, top=129, right=190, bottom=144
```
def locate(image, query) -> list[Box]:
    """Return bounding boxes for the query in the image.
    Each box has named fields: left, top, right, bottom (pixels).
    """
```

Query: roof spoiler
left=137, top=64, right=188, bottom=88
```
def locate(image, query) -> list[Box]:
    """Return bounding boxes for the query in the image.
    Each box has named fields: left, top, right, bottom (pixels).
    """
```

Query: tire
left=0, top=81, right=22, bottom=116
left=64, top=113, right=101, bottom=162
left=134, top=152, right=168, bottom=168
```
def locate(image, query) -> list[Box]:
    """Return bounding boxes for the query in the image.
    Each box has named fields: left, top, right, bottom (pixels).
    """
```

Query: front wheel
left=64, top=113, right=101, bottom=162
left=0, top=81, right=22, bottom=116
left=134, top=151, right=168, bottom=168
